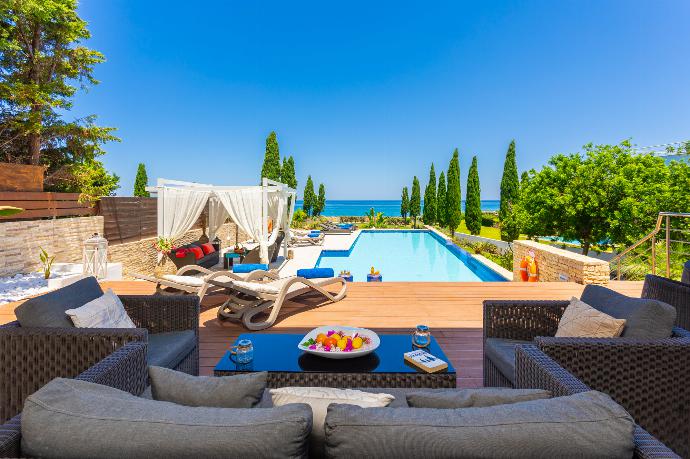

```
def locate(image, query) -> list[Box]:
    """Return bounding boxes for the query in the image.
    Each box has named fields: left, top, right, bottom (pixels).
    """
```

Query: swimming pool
left=315, top=230, right=507, bottom=282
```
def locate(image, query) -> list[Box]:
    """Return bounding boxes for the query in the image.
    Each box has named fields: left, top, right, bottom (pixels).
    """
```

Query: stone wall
left=0, top=216, right=103, bottom=276
left=513, top=240, right=610, bottom=285
left=108, top=222, right=246, bottom=278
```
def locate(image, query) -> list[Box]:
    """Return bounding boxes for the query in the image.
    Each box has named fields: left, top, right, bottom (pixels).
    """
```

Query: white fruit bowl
left=297, top=326, right=380, bottom=359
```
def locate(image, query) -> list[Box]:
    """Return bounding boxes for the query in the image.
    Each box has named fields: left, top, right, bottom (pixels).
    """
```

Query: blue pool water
left=315, top=230, right=507, bottom=282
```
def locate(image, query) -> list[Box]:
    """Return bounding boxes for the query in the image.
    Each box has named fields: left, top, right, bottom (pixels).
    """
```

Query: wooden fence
left=0, top=192, right=95, bottom=220
left=97, top=197, right=158, bottom=244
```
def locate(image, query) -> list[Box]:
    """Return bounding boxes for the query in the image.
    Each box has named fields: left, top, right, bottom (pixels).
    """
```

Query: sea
left=295, top=200, right=500, bottom=217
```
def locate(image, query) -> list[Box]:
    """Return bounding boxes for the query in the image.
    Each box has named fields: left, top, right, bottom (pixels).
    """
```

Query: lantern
left=83, top=233, right=108, bottom=279
left=212, top=235, right=222, bottom=252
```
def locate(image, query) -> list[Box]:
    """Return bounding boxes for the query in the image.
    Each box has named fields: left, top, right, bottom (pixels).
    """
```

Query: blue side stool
left=367, top=273, right=382, bottom=282
left=224, top=251, right=245, bottom=269
left=339, top=273, right=354, bottom=282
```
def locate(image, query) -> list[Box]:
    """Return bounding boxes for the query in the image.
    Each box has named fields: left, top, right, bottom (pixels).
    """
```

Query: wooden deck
left=0, top=281, right=643, bottom=388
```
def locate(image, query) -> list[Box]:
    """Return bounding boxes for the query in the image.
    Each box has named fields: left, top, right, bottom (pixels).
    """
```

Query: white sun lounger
left=288, top=233, right=325, bottom=246
left=217, top=274, right=347, bottom=330
left=131, top=265, right=273, bottom=301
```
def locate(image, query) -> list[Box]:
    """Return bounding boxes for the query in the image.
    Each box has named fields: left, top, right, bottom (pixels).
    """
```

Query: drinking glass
left=230, top=339, right=254, bottom=364
left=412, top=325, right=431, bottom=348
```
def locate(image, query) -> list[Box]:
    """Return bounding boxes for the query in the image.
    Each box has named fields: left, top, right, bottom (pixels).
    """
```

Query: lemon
left=352, top=337, right=363, bottom=349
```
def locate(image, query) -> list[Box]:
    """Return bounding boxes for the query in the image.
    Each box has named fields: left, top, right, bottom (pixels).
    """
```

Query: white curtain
left=215, top=188, right=267, bottom=261
left=214, top=187, right=289, bottom=264
left=207, top=197, right=229, bottom=240
left=160, top=187, right=210, bottom=241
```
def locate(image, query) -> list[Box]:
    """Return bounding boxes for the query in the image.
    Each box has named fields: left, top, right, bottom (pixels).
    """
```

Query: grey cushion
left=14, top=276, right=103, bottom=328
left=147, top=330, right=196, bottom=369
left=581, top=284, right=676, bottom=338
left=149, top=366, right=267, bottom=408
left=484, top=338, right=531, bottom=384
left=21, top=378, right=312, bottom=459
left=324, top=391, right=634, bottom=459
left=682, top=260, right=690, bottom=284
left=406, top=388, right=551, bottom=408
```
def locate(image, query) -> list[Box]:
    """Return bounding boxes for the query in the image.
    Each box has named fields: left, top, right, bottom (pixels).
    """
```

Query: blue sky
left=73, top=1, right=690, bottom=199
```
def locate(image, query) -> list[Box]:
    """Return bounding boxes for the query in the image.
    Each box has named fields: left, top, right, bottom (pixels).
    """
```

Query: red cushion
left=188, top=246, right=204, bottom=260
left=174, top=249, right=188, bottom=259
left=201, top=243, right=215, bottom=255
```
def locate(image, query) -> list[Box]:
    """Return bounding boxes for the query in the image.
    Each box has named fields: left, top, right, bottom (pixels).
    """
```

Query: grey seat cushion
left=324, top=391, right=634, bottom=459
left=484, top=338, right=531, bottom=384
left=406, top=388, right=551, bottom=408
left=21, top=378, right=312, bottom=459
left=149, top=366, right=267, bottom=408
left=14, top=276, right=103, bottom=328
left=581, top=284, right=676, bottom=338
left=147, top=330, right=196, bottom=369
left=682, top=260, right=690, bottom=284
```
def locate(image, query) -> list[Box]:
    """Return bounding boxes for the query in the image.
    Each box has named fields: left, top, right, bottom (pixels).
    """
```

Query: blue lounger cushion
left=297, top=268, right=335, bottom=279
left=337, top=223, right=353, bottom=229
left=309, top=230, right=321, bottom=234
left=233, top=264, right=269, bottom=273
left=307, top=234, right=321, bottom=238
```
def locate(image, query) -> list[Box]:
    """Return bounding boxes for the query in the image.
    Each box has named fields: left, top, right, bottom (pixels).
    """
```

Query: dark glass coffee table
left=214, top=333, right=456, bottom=388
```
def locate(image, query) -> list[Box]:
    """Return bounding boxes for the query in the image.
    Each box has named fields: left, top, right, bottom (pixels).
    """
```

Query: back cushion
left=15, top=276, right=104, bottom=328
left=200, top=243, right=216, bottom=255
left=325, top=391, right=634, bottom=459
left=188, top=246, right=204, bottom=260
left=581, top=285, right=676, bottom=338
left=21, top=378, right=312, bottom=459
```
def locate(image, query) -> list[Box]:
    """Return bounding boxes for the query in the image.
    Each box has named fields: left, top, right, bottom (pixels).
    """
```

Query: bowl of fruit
left=298, top=326, right=380, bottom=359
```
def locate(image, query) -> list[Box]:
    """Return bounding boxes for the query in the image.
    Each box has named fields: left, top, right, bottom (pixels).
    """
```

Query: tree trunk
left=28, top=25, right=42, bottom=165
left=582, top=240, right=591, bottom=256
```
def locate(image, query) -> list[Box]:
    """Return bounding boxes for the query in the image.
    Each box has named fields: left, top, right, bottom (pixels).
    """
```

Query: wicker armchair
left=516, top=345, right=682, bottom=459
left=484, top=299, right=690, bottom=457
left=0, top=294, right=199, bottom=424
left=642, top=274, right=690, bottom=331
left=0, top=341, right=148, bottom=458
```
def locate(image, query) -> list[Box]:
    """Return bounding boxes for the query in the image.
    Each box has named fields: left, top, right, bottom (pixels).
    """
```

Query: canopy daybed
left=147, top=177, right=296, bottom=265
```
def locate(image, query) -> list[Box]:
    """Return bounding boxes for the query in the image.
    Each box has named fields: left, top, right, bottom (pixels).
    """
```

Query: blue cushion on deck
left=307, top=233, right=320, bottom=238
left=309, top=230, right=321, bottom=234
left=297, top=268, right=334, bottom=279
left=337, top=223, right=353, bottom=229
left=233, top=263, right=269, bottom=273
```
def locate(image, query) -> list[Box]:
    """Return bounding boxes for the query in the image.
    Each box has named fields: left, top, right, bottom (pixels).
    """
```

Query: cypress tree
left=280, top=156, right=297, bottom=189
left=446, top=148, right=462, bottom=233
left=400, top=187, right=410, bottom=221
left=260, top=131, right=281, bottom=182
left=410, top=177, right=421, bottom=228
left=437, top=171, right=447, bottom=227
left=302, top=175, right=315, bottom=216
left=465, top=156, right=482, bottom=235
left=314, top=184, right=326, bottom=216
left=499, top=140, right=520, bottom=241
left=133, top=163, right=150, bottom=197
left=423, top=163, right=437, bottom=224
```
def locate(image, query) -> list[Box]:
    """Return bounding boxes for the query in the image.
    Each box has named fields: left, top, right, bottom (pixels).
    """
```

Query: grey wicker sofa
left=0, top=342, right=148, bottom=458
left=484, top=285, right=690, bottom=457
left=0, top=277, right=199, bottom=424
left=1, top=342, right=677, bottom=458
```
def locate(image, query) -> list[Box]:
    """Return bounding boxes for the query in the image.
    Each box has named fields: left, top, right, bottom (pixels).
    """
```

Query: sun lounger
left=131, top=265, right=272, bottom=300
left=217, top=274, right=347, bottom=330
left=320, top=222, right=353, bottom=234
left=288, top=232, right=325, bottom=246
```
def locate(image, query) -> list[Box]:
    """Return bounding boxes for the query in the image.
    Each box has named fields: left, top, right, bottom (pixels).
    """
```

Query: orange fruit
left=315, top=333, right=327, bottom=344
left=337, top=338, right=348, bottom=350
left=323, top=337, right=337, bottom=348
left=330, top=334, right=341, bottom=341
left=352, top=337, right=363, bottom=349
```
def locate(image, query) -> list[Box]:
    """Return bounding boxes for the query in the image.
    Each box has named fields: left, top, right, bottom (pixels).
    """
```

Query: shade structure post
left=261, top=177, right=269, bottom=264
